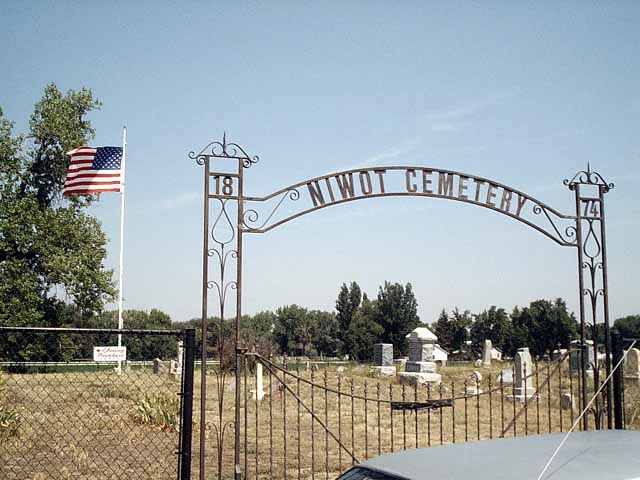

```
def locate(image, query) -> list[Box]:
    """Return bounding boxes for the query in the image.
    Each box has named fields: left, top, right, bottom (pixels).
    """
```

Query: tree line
left=1, top=85, right=638, bottom=363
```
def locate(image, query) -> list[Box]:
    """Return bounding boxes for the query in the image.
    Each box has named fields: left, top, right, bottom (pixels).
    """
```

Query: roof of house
left=405, top=327, right=437, bottom=341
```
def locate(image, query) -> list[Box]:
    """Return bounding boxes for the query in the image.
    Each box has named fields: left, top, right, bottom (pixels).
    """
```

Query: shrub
left=131, top=393, right=179, bottom=432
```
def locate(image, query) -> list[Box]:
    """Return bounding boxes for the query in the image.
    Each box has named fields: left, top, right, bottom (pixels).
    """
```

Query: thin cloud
left=347, top=137, right=421, bottom=170
left=423, top=92, right=516, bottom=132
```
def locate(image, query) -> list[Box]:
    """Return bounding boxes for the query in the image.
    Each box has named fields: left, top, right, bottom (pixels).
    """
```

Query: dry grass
left=194, top=358, right=621, bottom=480
left=0, top=369, right=181, bottom=480
left=1, top=360, right=636, bottom=480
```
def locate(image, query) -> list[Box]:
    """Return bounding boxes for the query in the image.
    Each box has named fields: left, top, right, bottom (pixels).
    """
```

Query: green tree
left=450, top=308, right=472, bottom=353
left=510, top=299, right=577, bottom=358
left=308, top=310, right=340, bottom=357
left=432, top=308, right=471, bottom=354
left=470, top=306, right=511, bottom=354
left=273, top=305, right=315, bottom=355
left=0, top=85, right=115, bottom=360
left=613, top=315, right=640, bottom=339
left=335, top=282, right=362, bottom=355
left=432, top=309, right=453, bottom=351
left=375, top=282, right=420, bottom=356
left=346, top=294, right=383, bottom=361
left=241, top=310, right=275, bottom=340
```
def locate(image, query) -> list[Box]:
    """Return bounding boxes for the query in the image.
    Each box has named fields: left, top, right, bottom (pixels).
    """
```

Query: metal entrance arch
left=190, top=135, right=614, bottom=479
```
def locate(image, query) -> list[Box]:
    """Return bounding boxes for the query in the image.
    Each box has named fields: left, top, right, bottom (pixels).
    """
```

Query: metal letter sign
left=190, top=137, right=614, bottom=479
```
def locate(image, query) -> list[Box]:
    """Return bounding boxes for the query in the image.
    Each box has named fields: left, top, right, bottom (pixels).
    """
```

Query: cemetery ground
left=2, top=360, right=639, bottom=480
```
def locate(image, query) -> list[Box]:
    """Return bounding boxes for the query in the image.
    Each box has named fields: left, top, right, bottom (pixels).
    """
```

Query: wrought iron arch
left=241, top=166, right=578, bottom=247
left=190, top=136, right=614, bottom=479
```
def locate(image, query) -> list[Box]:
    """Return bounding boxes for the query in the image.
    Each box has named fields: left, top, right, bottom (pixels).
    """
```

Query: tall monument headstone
left=405, top=328, right=437, bottom=373
left=253, top=362, right=265, bottom=401
left=482, top=339, right=492, bottom=367
left=510, top=347, right=535, bottom=401
left=398, top=327, right=441, bottom=385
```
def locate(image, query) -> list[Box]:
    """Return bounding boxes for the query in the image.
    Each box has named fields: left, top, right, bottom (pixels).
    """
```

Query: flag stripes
left=63, top=146, right=123, bottom=195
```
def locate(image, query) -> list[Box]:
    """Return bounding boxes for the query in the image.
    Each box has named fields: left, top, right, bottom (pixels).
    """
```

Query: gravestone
left=176, top=340, right=184, bottom=376
left=399, top=372, right=441, bottom=387
left=569, top=342, right=595, bottom=376
left=466, top=371, right=483, bottom=395
left=466, top=384, right=482, bottom=395
left=404, top=328, right=437, bottom=373
left=253, top=363, right=265, bottom=401
left=625, top=348, right=640, bottom=379
left=398, top=327, right=441, bottom=385
left=153, top=358, right=166, bottom=375
left=373, top=344, right=394, bottom=366
left=509, top=347, right=535, bottom=401
left=482, top=339, right=492, bottom=367
left=496, top=368, right=513, bottom=384
left=394, top=357, right=408, bottom=370
left=372, top=343, right=397, bottom=377
left=552, top=349, right=568, bottom=361
left=561, top=393, right=574, bottom=410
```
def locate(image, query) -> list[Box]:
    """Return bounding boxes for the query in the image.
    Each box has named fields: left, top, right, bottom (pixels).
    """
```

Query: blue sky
left=1, top=1, right=638, bottom=324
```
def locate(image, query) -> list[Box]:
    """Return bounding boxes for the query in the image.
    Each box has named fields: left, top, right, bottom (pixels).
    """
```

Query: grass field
left=1, top=359, right=638, bottom=480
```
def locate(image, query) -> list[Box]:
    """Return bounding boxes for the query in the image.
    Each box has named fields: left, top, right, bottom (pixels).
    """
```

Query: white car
left=337, top=430, right=640, bottom=480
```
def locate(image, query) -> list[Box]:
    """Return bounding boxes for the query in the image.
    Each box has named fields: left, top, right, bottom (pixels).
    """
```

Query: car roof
left=359, top=430, right=640, bottom=480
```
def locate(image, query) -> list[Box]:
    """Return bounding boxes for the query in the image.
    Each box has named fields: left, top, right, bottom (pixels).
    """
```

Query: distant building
left=491, top=347, right=503, bottom=361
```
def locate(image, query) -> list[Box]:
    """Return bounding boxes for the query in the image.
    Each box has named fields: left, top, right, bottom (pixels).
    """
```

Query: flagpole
left=117, top=126, right=127, bottom=374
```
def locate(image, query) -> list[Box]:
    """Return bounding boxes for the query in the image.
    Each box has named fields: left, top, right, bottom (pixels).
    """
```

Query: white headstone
left=625, top=348, right=640, bottom=379
left=176, top=340, right=184, bottom=376
left=496, top=368, right=513, bottom=384
left=153, top=358, right=165, bottom=375
left=398, top=372, right=442, bottom=386
left=482, top=339, right=492, bottom=367
left=510, top=348, right=536, bottom=401
left=253, top=363, right=265, bottom=401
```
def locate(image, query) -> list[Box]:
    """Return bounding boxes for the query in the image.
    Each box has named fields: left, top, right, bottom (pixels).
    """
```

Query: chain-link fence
left=0, top=327, right=195, bottom=480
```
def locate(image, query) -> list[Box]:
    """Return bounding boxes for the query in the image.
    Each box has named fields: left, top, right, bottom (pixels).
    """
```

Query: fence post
left=612, top=330, right=624, bottom=430
left=180, top=328, right=196, bottom=479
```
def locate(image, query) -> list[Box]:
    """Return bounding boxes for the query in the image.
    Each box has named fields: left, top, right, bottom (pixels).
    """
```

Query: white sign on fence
left=93, top=346, right=127, bottom=362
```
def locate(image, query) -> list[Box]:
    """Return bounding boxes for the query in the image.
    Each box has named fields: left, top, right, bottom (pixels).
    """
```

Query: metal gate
left=190, top=135, right=616, bottom=479
left=0, top=326, right=195, bottom=480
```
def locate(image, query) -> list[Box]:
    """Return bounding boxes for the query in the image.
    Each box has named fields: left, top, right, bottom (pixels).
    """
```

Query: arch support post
left=191, top=135, right=258, bottom=480
left=566, top=166, right=615, bottom=430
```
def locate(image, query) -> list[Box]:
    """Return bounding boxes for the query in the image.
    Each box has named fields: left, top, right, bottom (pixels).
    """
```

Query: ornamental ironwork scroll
left=190, top=133, right=256, bottom=480
left=191, top=135, right=614, bottom=480
left=564, top=163, right=614, bottom=429
left=242, top=167, right=578, bottom=246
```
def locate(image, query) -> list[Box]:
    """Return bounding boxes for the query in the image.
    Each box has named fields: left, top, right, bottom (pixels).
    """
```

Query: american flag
left=63, top=146, right=123, bottom=195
